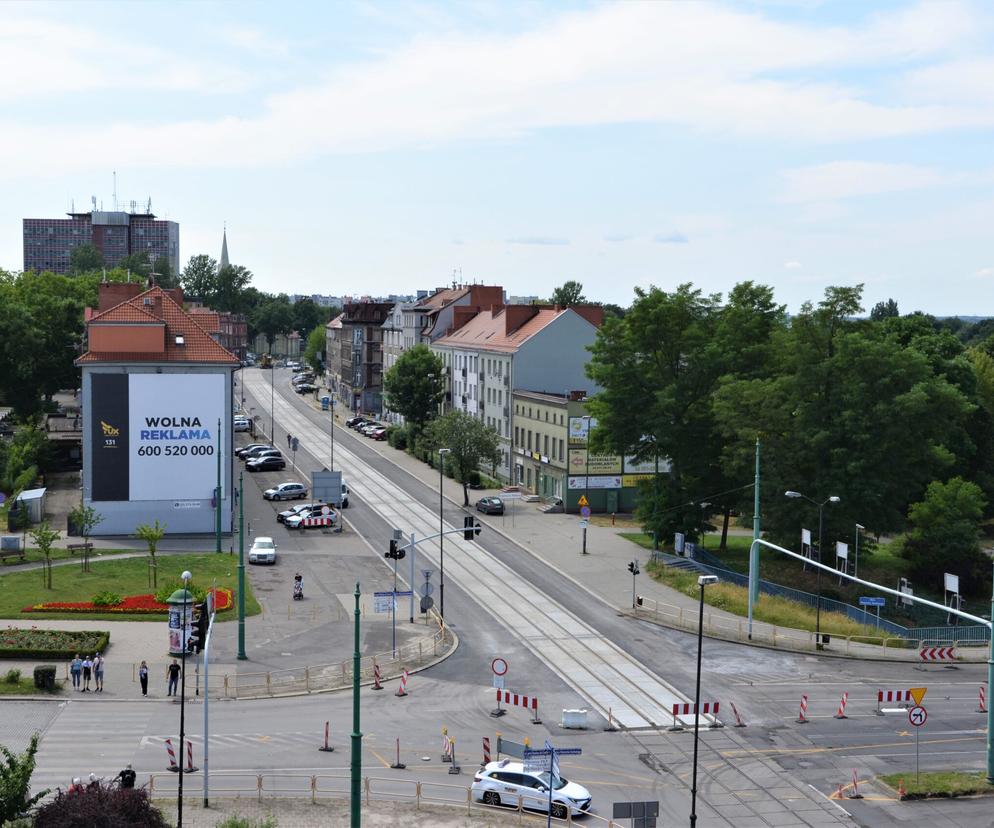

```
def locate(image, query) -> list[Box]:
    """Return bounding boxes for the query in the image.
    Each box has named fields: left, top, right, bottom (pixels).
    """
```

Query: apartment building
left=402, top=284, right=505, bottom=347
left=338, top=302, right=393, bottom=413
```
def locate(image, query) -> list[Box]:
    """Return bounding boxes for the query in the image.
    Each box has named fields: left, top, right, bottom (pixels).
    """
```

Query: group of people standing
left=68, top=653, right=104, bottom=692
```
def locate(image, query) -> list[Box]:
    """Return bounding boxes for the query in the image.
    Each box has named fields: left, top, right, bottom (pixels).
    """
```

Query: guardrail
left=633, top=594, right=987, bottom=661
left=149, top=771, right=625, bottom=825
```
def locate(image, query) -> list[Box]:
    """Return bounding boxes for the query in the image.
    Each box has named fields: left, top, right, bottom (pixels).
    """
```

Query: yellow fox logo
left=101, top=421, right=120, bottom=437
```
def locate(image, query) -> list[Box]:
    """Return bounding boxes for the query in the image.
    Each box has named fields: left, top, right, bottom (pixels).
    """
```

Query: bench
left=67, top=543, right=93, bottom=556
left=0, top=537, right=25, bottom=563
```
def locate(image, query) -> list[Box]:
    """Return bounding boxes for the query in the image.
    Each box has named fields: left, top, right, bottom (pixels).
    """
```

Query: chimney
left=504, top=305, right=539, bottom=336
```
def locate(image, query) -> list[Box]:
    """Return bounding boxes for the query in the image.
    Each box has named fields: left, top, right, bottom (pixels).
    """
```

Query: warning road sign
left=577, top=495, right=589, bottom=507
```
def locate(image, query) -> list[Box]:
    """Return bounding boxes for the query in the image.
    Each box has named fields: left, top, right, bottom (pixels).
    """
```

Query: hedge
left=0, top=629, right=110, bottom=660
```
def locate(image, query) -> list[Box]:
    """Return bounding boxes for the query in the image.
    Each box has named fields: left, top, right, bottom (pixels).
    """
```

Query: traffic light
left=188, top=602, right=209, bottom=653
left=386, top=539, right=406, bottom=560
left=463, top=516, right=482, bottom=540
left=627, top=561, right=640, bottom=576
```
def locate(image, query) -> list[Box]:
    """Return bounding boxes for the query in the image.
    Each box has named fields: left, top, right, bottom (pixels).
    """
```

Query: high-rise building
left=23, top=206, right=180, bottom=276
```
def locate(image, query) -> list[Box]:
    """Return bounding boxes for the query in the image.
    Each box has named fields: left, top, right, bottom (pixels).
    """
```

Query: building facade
left=381, top=301, right=413, bottom=423
left=511, top=391, right=588, bottom=498
left=324, top=313, right=344, bottom=394
left=24, top=209, right=180, bottom=276
left=338, top=302, right=393, bottom=413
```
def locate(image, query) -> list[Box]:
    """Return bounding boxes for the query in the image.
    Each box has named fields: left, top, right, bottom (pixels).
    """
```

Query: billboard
left=92, top=373, right=225, bottom=502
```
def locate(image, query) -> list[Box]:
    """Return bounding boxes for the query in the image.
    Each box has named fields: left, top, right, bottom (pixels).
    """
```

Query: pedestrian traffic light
left=188, top=602, right=209, bottom=653
left=463, top=516, right=482, bottom=540
left=386, top=539, right=405, bottom=560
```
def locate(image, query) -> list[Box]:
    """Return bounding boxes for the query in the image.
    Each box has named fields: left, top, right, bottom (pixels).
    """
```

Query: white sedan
left=472, top=760, right=591, bottom=818
left=248, top=536, right=277, bottom=565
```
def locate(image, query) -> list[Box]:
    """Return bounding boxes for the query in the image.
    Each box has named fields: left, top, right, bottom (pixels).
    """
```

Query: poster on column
left=129, top=374, right=225, bottom=501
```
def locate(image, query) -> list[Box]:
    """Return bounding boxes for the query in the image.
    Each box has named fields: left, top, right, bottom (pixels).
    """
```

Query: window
left=544, top=435, right=549, bottom=455
left=527, top=431, right=532, bottom=451
left=559, top=439, right=564, bottom=461
left=545, top=411, right=549, bottom=422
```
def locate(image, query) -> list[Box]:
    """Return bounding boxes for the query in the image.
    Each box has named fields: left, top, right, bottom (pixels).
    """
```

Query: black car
left=243, top=445, right=279, bottom=460
left=246, top=455, right=286, bottom=472
left=475, top=496, right=505, bottom=515
left=295, top=383, right=316, bottom=394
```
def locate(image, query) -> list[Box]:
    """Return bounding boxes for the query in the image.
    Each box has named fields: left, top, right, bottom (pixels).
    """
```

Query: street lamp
left=329, top=395, right=335, bottom=471
left=854, top=523, right=865, bottom=579
left=690, top=573, right=718, bottom=828
left=785, top=491, right=840, bottom=649
left=178, top=569, right=193, bottom=828
left=438, top=447, right=451, bottom=622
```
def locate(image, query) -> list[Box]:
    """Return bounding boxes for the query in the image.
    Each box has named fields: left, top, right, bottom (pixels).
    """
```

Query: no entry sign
left=491, top=657, right=508, bottom=676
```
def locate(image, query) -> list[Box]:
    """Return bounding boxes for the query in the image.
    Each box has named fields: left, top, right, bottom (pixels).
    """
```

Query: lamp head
left=181, top=570, right=192, bottom=582
left=698, top=574, right=719, bottom=587
left=855, top=523, right=865, bottom=530
left=828, top=496, right=841, bottom=503
left=439, top=447, right=451, bottom=456
left=784, top=490, right=801, bottom=498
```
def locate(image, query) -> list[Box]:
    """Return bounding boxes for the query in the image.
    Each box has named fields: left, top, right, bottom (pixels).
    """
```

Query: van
left=340, top=483, right=350, bottom=508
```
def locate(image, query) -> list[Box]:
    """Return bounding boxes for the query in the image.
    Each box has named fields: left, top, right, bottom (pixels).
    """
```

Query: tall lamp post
left=438, top=447, right=451, bottom=622
left=690, top=574, right=718, bottom=828
left=854, top=523, right=865, bottom=579
left=785, top=491, right=840, bottom=649
left=269, top=347, right=275, bottom=447
left=178, top=569, right=193, bottom=828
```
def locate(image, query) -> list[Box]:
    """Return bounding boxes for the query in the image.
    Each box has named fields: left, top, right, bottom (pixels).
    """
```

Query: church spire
left=219, top=224, right=230, bottom=273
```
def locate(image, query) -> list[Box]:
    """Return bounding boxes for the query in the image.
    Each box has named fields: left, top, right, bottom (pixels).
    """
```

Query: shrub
left=386, top=425, right=408, bottom=450
left=91, top=591, right=122, bottom=607
left=214, top=815, right=278, bottom=828
left=154, top=581, right=209, bottom=606
left=468, top=470, right=482, bottom=488
left=4, top=668, right=21, bottom=684
left=32, top=665, right=56, bottom=691
left=34, top=783, right=169, bottom=828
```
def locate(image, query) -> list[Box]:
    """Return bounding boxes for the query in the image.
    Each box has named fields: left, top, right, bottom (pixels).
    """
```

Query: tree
left=29, top=522, right=59, bottom=590
left=251, top=298, right=294, bottom=355
left=117, top=251, right=152, bottom=277
left=292, top=298, right=323, bottom=336
left=303, top=324, right=326, bottom=374
left=0, top=733, right=48, bottom=823
left=180, top=254, right=219, bottom=301
left=550, top=280, right=586, bottom=306
left=602, top=303, right=627, bottom=321
left=869, top=298, right=899, bottom=320
left=423, top=410, right=501, bottom=505
left=213, top=264, right=253, bottom=312
left=68, top=244, right=103, bottom=275
left=901, top=477, right=987, bottom=591
left=68, top=504, right=102, bottom=573
left=383, top=345, right=445, bottom=429
left=135, top=519, right=165, bottom=588
left=152, top=255, right=176, bottom=288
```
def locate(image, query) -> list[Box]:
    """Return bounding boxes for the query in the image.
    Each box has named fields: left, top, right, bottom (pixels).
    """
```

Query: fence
left=148, top=771, right=625, bottom=825
left=632, top=594, right=988, bottom=661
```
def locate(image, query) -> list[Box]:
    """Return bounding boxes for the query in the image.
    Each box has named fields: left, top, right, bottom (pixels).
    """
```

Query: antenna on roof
left=112, top=171, right=117, bottom=211
left=91, top=196, right=97, bottom=211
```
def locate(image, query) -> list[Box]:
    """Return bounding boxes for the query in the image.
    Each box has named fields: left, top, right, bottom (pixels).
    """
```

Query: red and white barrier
left=390, top=737, right=406, bottom=770
left=185, top=740, right=198, bottom=773
left=797, top=694, right=809, bottom=724
left=165, top=738, right=178, bottom=771
left=318, top=721, right=334, bottom=752
left=730, top=702, right=747, bottom=728
left=372, top=662, right=383, bottom=691
left=979, top=685, right=988, bottom=714
left=668, top=702, right=719, bottom=731
left=834, top=692, right=849, bottom=720
left=482, top=736, right=491, bottom=765
left=396, top=669, right=409, bottom=697
left=495, top=690, right=541, bottom=723
left=441, top=728, right=451, bottom=763
left=848, top=768, right=863, bottom=799
left=299, top=516, right=335, bottom=528
left=919, top=646, right=957, bottom=662
left=876, top=689, right=911, bottom=715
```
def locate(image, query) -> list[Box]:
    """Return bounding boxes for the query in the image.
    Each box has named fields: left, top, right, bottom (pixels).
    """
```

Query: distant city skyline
left=1, top=1, right=992, bottom=315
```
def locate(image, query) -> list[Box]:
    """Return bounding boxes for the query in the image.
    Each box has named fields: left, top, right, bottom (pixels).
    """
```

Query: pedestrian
left=81, top=655, right=93, bottom=691
left=287, top=432, right=292, bottom=449
left=70, top=654, right=82, bottom=691
left=138, top=660, right=149, bottom=697
left=115, top=764, right=136, bottom=789
left=166, top=659, right=181, bottom=696
left=87, top=773, right=100, bottom=790
left=92, top=652, right=104, bottom=692
left=68, top=777, right=82, bottom=794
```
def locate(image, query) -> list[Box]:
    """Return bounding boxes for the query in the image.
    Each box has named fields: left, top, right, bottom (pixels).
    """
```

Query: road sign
left=908, top=705, right=927, bottom=727
left=291, top=437, right=299, bottom=451
left=580, top=505, right=591, bottom=518
left=421, top=582, right=434, bottom=597
left=491, top=657, right=508, bottom=676
left=577, top=495, right=589, bottom=507
left=909, top=687, right=927, bottom=705
left=492, top=675, right=505, bottom=690
left=579, top=520, right=589, bottom=529
left=858, top=596, right=886, bottom=607
left=321, top=505, right=331, bottom=516
left=420, top=596, right=434, bottom=612
left=422, top=569, right=433, bottom=581
left=919, top=647, right=957, bottom=662
left=395, top=590, right=413, bottom=598
left=373, top=592, right=395, bottom=613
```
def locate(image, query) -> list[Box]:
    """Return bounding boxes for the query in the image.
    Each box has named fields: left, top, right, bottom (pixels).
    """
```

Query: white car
left=285, top=506, right=336, bottom=530
left=472, top=760, right=591, bottom=819
left=263, top=482, right=308, bottom=501
left=248, top=537, right=277, bottom=565
left=233, top=418, right=251, bottom=432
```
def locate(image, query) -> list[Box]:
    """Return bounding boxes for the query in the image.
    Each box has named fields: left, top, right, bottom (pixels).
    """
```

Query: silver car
left=248, top=537, right=277, bottom=565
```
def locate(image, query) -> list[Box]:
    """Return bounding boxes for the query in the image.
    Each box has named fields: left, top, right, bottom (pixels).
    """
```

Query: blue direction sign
left=580, top=505, right=591, bottom=518
left=859, top=596, right=886, bottom=607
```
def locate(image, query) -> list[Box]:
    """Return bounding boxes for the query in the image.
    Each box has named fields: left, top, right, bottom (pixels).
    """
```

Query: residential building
left=324, top=313, right=344, bottom=393
left=23, top=206, right=180, bottom=276
left=431, top=304, right=603, bottom=481
left=511, top=390, right=587, bottom=499
left=402, top=284, right=505, bottom=348
left=76, top=282, right=239, bottom=535
left=251, top=331, right=301, bottom=359
left=381, top=301, right=414, bottom=423
left=189, top=307, right=248, bottom=361
left=338, top=302, right=393, bottom=413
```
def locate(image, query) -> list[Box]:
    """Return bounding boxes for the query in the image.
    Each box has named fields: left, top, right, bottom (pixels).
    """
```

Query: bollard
left=318, top=721, right=334, bottom=752
left=979, top=685, right=988, bottom=714
left=834, top=691, right=849, bottom=720
left=304, top=667, right=310, bottom=693
left=797, top=694, right=809, bottom=724
left=311, top=775, right=317, bottom=804
left=441, top=728, right=452, bottom=763
left=391, top=737, right=406, bottom=770
left=185, top=740, right=198, bottom=772
left=482, top=736, right=491, bottom=765
left=448, top=737, right=461, bottom=775
left=164, top=738, right=178, bottom=771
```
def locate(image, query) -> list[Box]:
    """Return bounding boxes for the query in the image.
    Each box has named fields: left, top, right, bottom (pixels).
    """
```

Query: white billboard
left=129, top=374, right=225, bottom=501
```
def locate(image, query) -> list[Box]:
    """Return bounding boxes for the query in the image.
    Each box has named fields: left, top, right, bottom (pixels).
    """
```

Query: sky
left=1, top=0, right=992, bottom=314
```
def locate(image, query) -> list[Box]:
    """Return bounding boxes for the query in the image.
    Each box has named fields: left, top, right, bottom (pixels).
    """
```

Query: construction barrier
left=396, top=670, right=409, bottom=698
left=848, top=768, right=863, bottom=799
left=318, top=721, right=334, bottom=753
left=440, top=728, right=451, bottom=763
left=447, top=737, right=460, bottom=775
left=876, top=689, right=911, bottom=715
left=390, top=738, right=406, bottom=770
left=797, top=694, right=809, bottom=724
left=834, top=692, right=849, bottom=720
left=919, top=646, right=957, bottom=663
left=729, top=702, right=747, bottom=728
left=495, top=690, right=541, bottom=724
left=185, top=740, right=198, bottom=773
left=668, top=702, right=720, bottom=732
left=372, top=663, right=383, bottom=691
left=481, top=737, right=491, bottom=765
left=165, top=739, right=178, bottom=771
left=979, top=685, right=988, bottom=714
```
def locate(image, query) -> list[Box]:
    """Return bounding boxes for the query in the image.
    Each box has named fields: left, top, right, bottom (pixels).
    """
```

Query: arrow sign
left=919, top=647, right=957, bottom=662
left=908, top=705, right=927, bottom=727
left=909, top=687, right=927, bottom=706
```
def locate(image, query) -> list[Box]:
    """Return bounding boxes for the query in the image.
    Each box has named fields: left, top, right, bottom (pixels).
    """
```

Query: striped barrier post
left=979, top=685, right=988, bottom=714
left=730, top=702, right=747, bottom=728
left=372, top=662, right=383, bottom=691
left=848, top=768, right=863, bottom=799
left=494, top=690, right=541, bottom=724
left=834, top=692, right=849, bottom=720
left=441, top=728, right=451, bottom=763
left=669, top=702, right=720, bottom=732
left=797, top=694, right=809, bottom=724
left=185, top=740, right=198, bottom=773
left=318, top=721, right=334, bottom=752
left=604, top=707, right=618, bottom=732
left=447, top=737, right=460, bottom=775
left=165, top=738, right=178, bottom=772
left=482, top=736, right=491, bottom=765
left=395, top=669, right=409, bottom=698
left=876, top=689, right=911, bottom=715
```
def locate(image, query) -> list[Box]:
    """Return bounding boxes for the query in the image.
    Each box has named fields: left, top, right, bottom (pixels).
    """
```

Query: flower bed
left=0, top=627, right=110, bottom=660
left=22, top=587, right=234, bottom=616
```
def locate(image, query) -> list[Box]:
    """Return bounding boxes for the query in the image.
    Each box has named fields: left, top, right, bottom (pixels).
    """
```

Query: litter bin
left=321, top=396, right=330, bottom=411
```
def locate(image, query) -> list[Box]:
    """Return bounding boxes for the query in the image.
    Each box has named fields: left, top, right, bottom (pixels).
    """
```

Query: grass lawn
left=1, top=546, right=134, bottom=568
left=0, top=553, right=260, bottom=621
left=879, top=771, right=994, bottom=799
left=0, top=677, right=64, bottom=696
left=646, top=560, right=894, bottom=642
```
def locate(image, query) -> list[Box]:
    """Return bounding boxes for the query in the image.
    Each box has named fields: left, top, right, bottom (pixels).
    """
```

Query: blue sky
left=2, top=1, right=992, bottom=314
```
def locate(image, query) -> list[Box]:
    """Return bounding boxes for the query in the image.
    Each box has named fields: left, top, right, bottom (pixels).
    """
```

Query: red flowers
left=23, top=588, right=233, bottom=615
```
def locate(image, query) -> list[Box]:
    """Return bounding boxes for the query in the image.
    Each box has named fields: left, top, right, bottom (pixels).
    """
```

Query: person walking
left=92, top=652, right=104, bottom=692
left=115, top=764, right=136, bottom=789
left=287, top=432, right=292, bottom=449
left=87, top=773, right=100, bottom=790
left=138, top=661, right=149, bottom=697
left=166, top=659, right=181, bottom=696
left=70, top=654, right=82, bottom=691
left=81, top=655, right=93, bottom=691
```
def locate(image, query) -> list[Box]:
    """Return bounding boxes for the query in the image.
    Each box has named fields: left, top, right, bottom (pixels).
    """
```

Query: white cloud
left=223, top=27, right=291, bottom=58
left=977, top=267, right=994, bottom=278
left=784, top=260, right=803, bottom=269
left=654, top=232, right=689, bottom=244
left=505, top=236, right=569, bottom=246
left=778, top=161, right=951, bottom=203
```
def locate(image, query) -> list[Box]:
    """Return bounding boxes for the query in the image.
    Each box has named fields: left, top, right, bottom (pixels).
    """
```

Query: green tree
left=0, top=426, right=52, bottom=496
left=68, top=504, right=102, bottom=573
left=181, top=254, right=219, bottom=301
left=550, top=280, right=586, bottom=305
left=602, top=303, right=627, bottom=321
left=303, top=324, right=326, bottom=374
left=213, top=264, right=253, bottom=312
left=251, top=298, right=294, bottom=356
left=901, top=477, right=987, bottom=590
left=29, top=522, right=60, bottom=590
left=423, top=410, right=501, bottom=505
left=0, top=733, right=48, bottom=822
left=117, top=251, right=152, bottom=277
left=152, top=255, right=177, bottom=288
left=383, top=345, right=445, bottom=429
left=135, top=519, right=165, bottom=588
left=292, top=298, right=323, bottom=336
left=68, top=244, right=103, bottom=275
left=869, top=298, right=899, bottom=320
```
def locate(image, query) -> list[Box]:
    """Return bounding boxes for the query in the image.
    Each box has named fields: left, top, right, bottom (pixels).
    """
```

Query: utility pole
left=750, top=437, right=761, bottom=606
left=350, top=582, right=362, bottom=827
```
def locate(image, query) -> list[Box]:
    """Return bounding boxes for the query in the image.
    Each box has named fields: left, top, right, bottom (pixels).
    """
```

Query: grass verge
left=879, top=771, right=994, bottom=799
left=0, top=677, right=64, bottom=696
left=0, top=553, right=260, bottom=621
left=645, top=560, right=895, bottom=643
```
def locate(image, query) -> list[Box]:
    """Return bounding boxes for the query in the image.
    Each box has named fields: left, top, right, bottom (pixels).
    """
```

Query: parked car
left=295, top=383, right=316, bottom=394
left=233, top=418, right=251, bottom=432
left=369, top=426, right=387, bottom=440
left=476, top=496, right=505, bottom=515
left=291, top=364, right=308, bottom=374
left=246, top=454, right=286, bottom=472
left=277, top=502, right=327, bottom=523
left=360, top=422, right=383, bottom=435
left=263, top=482, right=308, bottom=501
left=242, top=446, right=280, bottom=460
left=285, top=506, right=336, bottom=529
left=236, top=443, right=268, bottom=458
left=339, top=483, right=350, bottom=508
left=471, top=760, right=591, bottom=818
left=347, top=417, right=370, bottom=429
left=285, top=360, right=299, bottom=369
left=248, top=536, right=277, bottom=565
